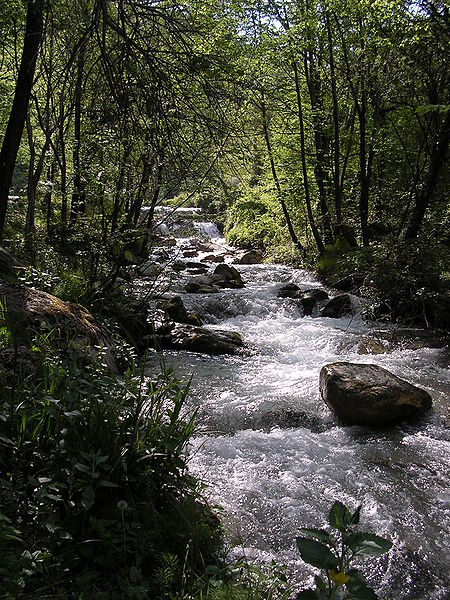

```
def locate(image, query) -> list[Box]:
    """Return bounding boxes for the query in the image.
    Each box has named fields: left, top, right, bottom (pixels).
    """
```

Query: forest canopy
left=0, top=0, right=448, bottom=312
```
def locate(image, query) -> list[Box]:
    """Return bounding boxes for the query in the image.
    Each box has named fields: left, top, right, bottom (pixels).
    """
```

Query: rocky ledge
left=319, top=361, right=432, bottom=426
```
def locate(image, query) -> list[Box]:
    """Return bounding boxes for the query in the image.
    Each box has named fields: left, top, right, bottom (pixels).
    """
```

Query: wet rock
left=333, top=273, right=365, bottom=295
left=238, top=250, right=264, bottom=265
left=321, top=294, right=353, bottom=318
left=298, top=288, right=329, bottom=316
left=183, top=250, right=198, bottom=258
left=277, top=283, right=301, bottom=298
left=319, top=362, right=433, bottom=426
left=185, top=261, right=207, bottom=270
left=161, top=323, right=244, bottom=355
left=185, top=275, right=220, bottom=294
left=163, top=296, right=202, bottom=326
left=137, top=260, right=160, bottom=277
left=258, top=409, right=328, bottom=433
left=357, top=339, right=387, bottom=355
left=212, top=264, right=244, bottom=288
left=194, top=241, right=214, bottom=252
left=278, top=284, right=328, bottom=315
left=202, top=254, right=225, bottom=263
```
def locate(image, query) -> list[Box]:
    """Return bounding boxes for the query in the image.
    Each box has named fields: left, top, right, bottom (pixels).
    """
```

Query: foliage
left=225, top=185, right=296, bottom=260
left=317, top=235, right=449, bottom=328
left=296, top=501, right=392, bottom=600
left=0, top=329, right=222, bottom=598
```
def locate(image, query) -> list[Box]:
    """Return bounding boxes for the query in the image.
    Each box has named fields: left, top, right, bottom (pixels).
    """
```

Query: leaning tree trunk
left=261, top=94, right=304, bottom=255
left=0, top=0, right=43, bottom=241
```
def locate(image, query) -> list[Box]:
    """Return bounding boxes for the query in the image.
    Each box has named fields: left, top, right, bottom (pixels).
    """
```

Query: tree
left=0, top=0, right=44, bottom=241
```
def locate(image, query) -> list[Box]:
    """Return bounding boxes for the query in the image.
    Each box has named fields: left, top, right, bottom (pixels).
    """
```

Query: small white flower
left=117, top=500, right=128, bottom=510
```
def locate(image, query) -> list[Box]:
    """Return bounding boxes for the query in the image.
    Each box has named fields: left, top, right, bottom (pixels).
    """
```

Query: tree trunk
left=405, top=110, right=450, bottom=240
left=260, top=94, right=304, bottom=254
left=326, top=9, right=342, bottom=231
left=0, top=0, right=43, bottom=241
left=70, top=46, right=86, bottom=223
left=304, top=47, right=333, bottom=245
left=292, top=58, right=325, bottom=254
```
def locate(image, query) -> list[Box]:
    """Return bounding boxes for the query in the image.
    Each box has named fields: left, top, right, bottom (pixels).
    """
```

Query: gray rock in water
left=185, top=275, right=220, bottom=293
left=319, top=362, right=432, bottom=426
left=298, top=288, right=329, bottom=316
left=321, top=294, right=353, bottom=318
left=277, top=283, right=301, bottom=298
left=202, top=254, right=225, bottom=263
left=212, top=264, right=244, bottom=288
left=163, top=296, right=202, bottom=326
left=163, top=323, right=244, bottom=355
left=238, top=250, right=264, bottom=265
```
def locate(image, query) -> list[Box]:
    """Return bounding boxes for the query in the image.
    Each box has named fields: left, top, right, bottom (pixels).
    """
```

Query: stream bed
left=144, top=211, right=449, bottom=599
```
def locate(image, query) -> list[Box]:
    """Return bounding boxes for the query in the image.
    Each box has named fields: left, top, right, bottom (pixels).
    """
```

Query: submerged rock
left=321, top=294, right=353, bottom=318
left=298, top=288, right=329, bottom=316
left=277, top=283, right=301, bottom=298
left=319, top=362, right=432, bottom=426
left=161, top=323, right=244, bottom=355
left=202, top=254, right=225, bottom=263
left=278, top=284, right=328, bottom=315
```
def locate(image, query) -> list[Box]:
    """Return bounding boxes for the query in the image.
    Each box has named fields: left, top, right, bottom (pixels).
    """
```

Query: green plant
left=0, top=332, right=222, bottom=598
left=295, top=501, right=392, bottom=600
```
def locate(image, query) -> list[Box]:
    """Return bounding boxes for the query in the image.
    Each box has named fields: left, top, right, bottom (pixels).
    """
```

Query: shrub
left=0, top=332, right=222, bottom=598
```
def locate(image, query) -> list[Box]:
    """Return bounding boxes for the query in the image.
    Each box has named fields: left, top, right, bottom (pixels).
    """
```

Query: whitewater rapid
left=145, top=214, right=449, bottom=599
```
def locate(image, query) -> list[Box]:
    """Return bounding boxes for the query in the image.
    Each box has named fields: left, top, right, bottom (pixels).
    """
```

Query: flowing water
left=145, top=209, right=450, bottom=599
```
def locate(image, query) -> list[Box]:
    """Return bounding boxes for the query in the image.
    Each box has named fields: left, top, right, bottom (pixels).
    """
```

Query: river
left=145, top=210, right=450, bottom=600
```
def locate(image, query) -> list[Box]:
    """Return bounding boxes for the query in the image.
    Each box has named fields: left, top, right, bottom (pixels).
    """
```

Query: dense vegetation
left=0, top=0, right=448, bottom=597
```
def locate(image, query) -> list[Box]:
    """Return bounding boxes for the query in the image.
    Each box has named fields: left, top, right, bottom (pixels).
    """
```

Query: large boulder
left=298, top=288, right=329, bottom=316
left=185, top=275, right=220, bottom=293
left=212, top=264, right=244, bottom=288
left=0, top=281, right=117, bottom=371
left=319, top=362, right=432, bottom=426
left=277, top=283, right=301, bottom=298
left=163, top=296, right=202, bottom=326
left=332, top=273, right=365, bottom=295
left=277, top=284, right=328, bottom=316
left=321, top=294, right=353, bottom=318
left=161, top=323, right=244, bottom=355
left=237, top=250, right=264, bottom=265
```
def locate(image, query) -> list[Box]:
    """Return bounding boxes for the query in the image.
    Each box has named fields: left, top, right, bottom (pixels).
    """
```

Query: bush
left=0, top=332, right=222, bottom=598
left=225, top=186, right=290, bottom=253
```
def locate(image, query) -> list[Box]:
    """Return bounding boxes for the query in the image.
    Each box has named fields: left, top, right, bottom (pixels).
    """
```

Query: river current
left=145, top=211, right=449, bottom=600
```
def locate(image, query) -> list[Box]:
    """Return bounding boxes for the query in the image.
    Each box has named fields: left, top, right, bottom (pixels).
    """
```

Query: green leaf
left=129, top=566, right=140, bottom=583
left=98, top=479, right=119, bottom=488
left=81, top=486, right=95, bottom=510
left=314, top=575, right=327, bottom=591
left=345, top=570, right=378, bottom=600
left=296, top=537, right=338, bottom=570
left=329, top=501, right=352, bottom=532
left=74, top=463, right=91, bottom=473
left=351, top=505, right=362, bottom=525
left=299, top=528, right=331, bottom=544
left=346, top=533, right=392, bottom=557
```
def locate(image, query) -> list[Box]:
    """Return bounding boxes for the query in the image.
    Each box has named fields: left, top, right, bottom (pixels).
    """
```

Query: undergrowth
left=0, top=328, right=222, bottom=598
